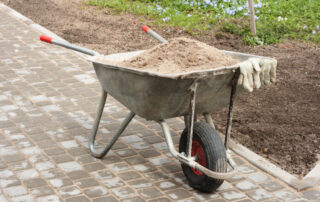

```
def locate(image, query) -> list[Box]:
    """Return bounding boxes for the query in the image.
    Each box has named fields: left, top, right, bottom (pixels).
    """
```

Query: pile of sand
left=117, top=37, right=238, bottom=74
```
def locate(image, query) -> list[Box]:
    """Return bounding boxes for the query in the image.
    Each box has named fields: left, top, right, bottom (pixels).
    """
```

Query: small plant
left=87, top=0, right=320, bottom=45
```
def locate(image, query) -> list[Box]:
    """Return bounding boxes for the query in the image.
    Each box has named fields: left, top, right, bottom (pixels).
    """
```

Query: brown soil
left=118, top=37, right=238, bottom=74
left=4, top=0, right=320, bottom=176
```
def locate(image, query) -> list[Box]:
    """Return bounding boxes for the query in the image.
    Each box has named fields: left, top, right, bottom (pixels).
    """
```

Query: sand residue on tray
left=118, top=37, right=238, bottom=74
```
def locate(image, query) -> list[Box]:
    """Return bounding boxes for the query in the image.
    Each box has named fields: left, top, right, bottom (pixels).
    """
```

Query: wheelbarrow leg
left=186, top=81, right=199, bottom=158
left=224, top=70, right=240, bottom=150
left=89, top=90, right=135, bottom=158
left=203, top=113, right=216, bottom=129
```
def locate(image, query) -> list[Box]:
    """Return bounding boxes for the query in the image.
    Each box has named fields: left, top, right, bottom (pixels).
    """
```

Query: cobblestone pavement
left=0, top=4, right=320, bottom=202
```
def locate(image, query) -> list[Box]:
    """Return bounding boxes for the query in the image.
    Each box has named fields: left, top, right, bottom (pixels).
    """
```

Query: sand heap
left=118, top=37, right=238, bottom=74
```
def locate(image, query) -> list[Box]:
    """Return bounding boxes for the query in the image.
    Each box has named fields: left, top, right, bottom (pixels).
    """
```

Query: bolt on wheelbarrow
left=40, top=32, right=270, bottom=193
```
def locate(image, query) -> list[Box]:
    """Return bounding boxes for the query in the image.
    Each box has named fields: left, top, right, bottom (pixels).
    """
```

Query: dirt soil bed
left=4, top=0, right=320, bottom=176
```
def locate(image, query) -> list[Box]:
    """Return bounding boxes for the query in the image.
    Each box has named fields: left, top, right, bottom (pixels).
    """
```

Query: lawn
left=87, top=0, right=320, bottom=45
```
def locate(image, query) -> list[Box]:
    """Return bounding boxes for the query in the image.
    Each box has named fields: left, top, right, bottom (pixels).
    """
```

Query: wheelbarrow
left=40, top=32, right=272, bottom=193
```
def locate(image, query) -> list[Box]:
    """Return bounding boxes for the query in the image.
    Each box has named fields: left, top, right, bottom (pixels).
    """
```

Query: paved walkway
left=0, top=4, right=319, bottom=202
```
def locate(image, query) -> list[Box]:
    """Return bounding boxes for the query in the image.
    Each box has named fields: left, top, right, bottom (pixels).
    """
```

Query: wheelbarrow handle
left=40, top=35, right=97, bottom=56
left=141, top=25, right=167, bottom=43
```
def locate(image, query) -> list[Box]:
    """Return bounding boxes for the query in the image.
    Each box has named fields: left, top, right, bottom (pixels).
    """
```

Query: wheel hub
left=191, top=140, right=206, bottom=176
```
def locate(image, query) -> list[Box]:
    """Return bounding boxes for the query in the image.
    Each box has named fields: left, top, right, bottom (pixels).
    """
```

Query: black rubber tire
left=179, top=121, right=227, bottom=193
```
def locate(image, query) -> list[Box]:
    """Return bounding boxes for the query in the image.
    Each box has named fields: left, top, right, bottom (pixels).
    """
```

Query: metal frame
left=89, top=90, right=135, bottom=158
left=89, top=71, right=240, bottom=179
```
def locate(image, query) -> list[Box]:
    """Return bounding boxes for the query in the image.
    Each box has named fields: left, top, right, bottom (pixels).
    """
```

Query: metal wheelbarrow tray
left=40, top=35, right=272, bottom=193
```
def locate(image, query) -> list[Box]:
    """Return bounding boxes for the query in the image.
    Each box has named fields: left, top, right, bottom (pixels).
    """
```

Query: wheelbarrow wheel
left=179, top=121, right=227, bottom=193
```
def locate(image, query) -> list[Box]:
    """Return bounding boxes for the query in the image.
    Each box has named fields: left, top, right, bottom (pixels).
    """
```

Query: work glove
left=237, top=57, right=277, bottom=92
left=260, top=58, right=277, bottom=85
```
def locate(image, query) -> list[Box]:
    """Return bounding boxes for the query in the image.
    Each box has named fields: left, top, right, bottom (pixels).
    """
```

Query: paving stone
left=75, top=178, right=99, bottom=188
left=60, top=140, right=79, bottom=149
left=247, top=172, right=270, bottom=183
left=301, top=189, right=320, bottom=200
left=139, top=149, right=161, bottom=158
left=160, top=163, right=181, bottom=173
left=44, top=147, right=66, bottom=156
left=128, top=179, right=153, bottom=189
left=148, top=197, right=171, bottom=202
left=58, top=161, right=82, bottom=172
left=112, top=186, right=136, bottom=199
left=0, top=177, right=21, bottom=188
left=156, top=181, right=177, bottom=191
left=235, top=180, right=258, bottom=191
left=23, top=178, right=47, bottom=188
left=30, top=186, right=55, bottom=197
left=116, top=149, right=137, bottom=157
left=28, top=154, right=48, bottom=164
left=237, top=165, right=257, bottom=174
left=145, top=136, right=163, bottom=144
left=51, top=154, right=74, bottom=164
left=0, top=170, right=14, bottom=178
left=192, top=191, right=220, bottom=201
left=208, top=198, right=226, bottom=202
left=65, top=195, right=90, bottom=202
left=144, top=171, right=169, bottom=181
left=36, top=139, right=57, bottom=149
left=83, top=162, right=105, bottom=172
left=138, top=187, right=163, bottom=199
left=291, top=199, right=309, bottom=202
left=4, top=185, right=27, bottom=197
left=216, top=181, right=233, bottom=191
left=84, top=186, right=108, bottom=198
left=2, top=154, right=25, bottom=163
left=41, top=169, right=65, bottom=179
left=107, top=162, right=130, bottom=172
left=101, top=155, right=120, bottom=164
left=102, top=178, right=125, bottom=188
left=166, top=188, right=192, bottom=200
left=152, top=142, right=168, bottom=151
left=0, top=161, right=8, bottom=169
left=93, top=196, right=118, bottom=202
left=67, top=170, right=89, bottom=180
left=133, top=164, right=157, bottom=173
left=121, top=135, right=143, bottom=144
left=35, top=161, right=56, bottom=171
left=10, top=161, right=32, bottom=171
left=0, top=195, right=8, bottom=202
left=121, top=197, right=145, bottom=202
left=11, top=195, right=35, bottom=202
left=49, top=178, right=73, bottom=188
left=67, top=147, right=88, bottom=156
left=261, top=181, right=284, bottom=192
left=75, top=155, right=96, bottom=164
left=247, top=189, right=273, bottom=201
left=149, top=156, right=171, bottom=166
left=91, top=170, right=114, bottom=180
left=118, top=171, right=141, bottom=181
left=221, top=190, right=246, bottom=200
left=125, top=156, right=147, bottom=165
left=232, top=156, right=246, bottom=166
left=58, top=186, right=81, bottom=198
left=274, top=190, right=297, bottom=201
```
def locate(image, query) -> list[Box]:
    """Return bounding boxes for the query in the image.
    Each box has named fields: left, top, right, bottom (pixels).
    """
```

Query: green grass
left=87, top=0, right=320, bottom=45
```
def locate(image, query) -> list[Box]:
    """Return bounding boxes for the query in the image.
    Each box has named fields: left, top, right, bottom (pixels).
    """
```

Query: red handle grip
left=40, top=35, right=52, bottom=43
left=142, top=25, right=150, bottom=33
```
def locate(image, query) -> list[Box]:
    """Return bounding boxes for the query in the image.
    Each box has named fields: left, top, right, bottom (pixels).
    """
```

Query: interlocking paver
left=0, top=4, right=319, bottom=202
left=247, top=189, right=273, bottom=201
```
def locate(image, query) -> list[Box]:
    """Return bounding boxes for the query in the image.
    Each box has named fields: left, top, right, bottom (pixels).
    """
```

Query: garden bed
left=4, top=0, right=319, bottom=176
